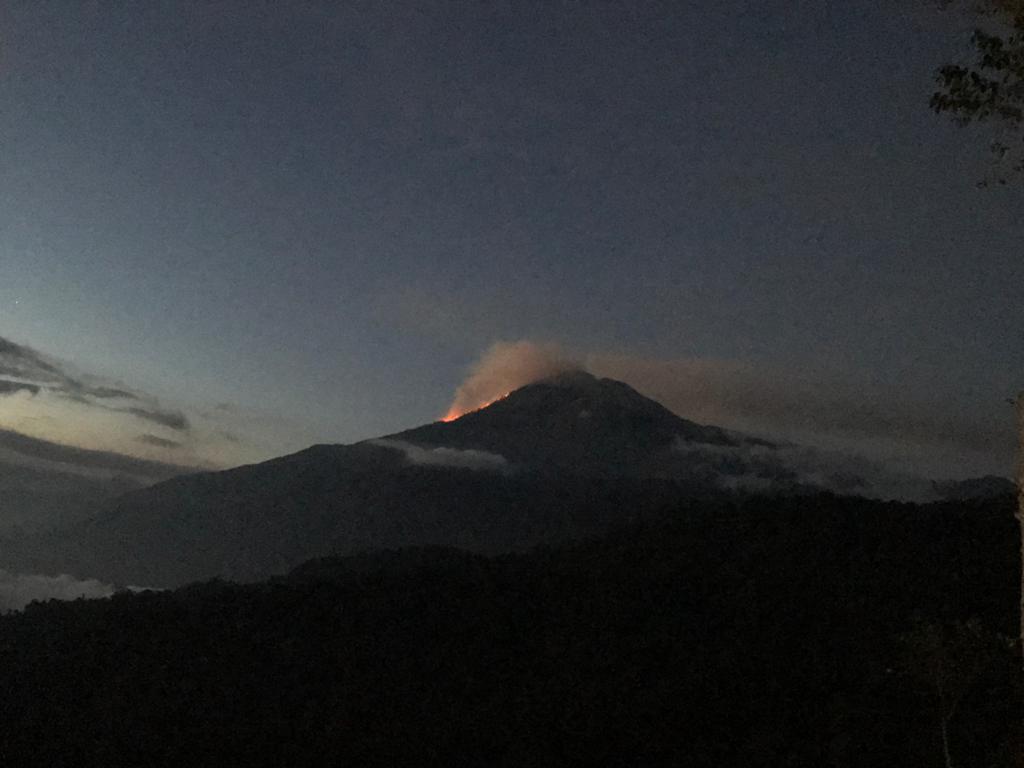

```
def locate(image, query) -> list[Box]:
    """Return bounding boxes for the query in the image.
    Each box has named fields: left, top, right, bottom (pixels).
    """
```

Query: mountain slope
left=391, top=371, right=745, bottom=478
left=7, top=441, right=694, bottom=588
left=0, top=429, right=194, bottom=533
left=1, top=373, right=915, bottom=588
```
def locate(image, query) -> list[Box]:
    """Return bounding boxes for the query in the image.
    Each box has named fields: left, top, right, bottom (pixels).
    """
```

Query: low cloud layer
left=443, top=341, right=1014, bottom=479
left=0, top=570, right=114, bottom=613
left=371, top=439, right=508, bottom=471
left=672, top=438, right=934, bottom=501
left=443, top=341, right=580, bottom=420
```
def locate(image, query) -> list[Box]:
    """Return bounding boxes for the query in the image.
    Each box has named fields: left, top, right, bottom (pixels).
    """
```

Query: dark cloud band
left=136, top=433, right=184, bottom=450
left=0, top=379, right=41, bottom=397
left=124, top=407, right=190, bottom=432
left=0, top=334, right=191, bottom=433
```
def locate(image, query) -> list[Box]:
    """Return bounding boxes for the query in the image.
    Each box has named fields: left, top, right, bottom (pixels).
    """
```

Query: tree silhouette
left=932, top=1, right=1024, bottom=183
left=932, top=3, right=1024, bottom=675
left=900, top=619, right=1011, bottom=768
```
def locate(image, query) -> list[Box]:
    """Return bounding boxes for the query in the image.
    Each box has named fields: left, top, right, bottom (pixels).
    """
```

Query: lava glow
left=440, top=391, right=511, bottom=422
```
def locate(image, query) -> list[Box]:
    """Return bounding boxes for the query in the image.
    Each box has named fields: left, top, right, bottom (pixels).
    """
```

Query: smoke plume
left=442, top=341, right=580, bottom=420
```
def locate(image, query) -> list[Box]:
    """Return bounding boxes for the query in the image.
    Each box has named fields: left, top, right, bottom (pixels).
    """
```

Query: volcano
left=390, top=371, right=744, bottom=478
left=4, top=373, right=861, bottom=588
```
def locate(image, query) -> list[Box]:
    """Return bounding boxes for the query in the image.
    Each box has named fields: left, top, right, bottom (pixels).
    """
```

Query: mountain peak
left=535, top=369, right=599, bottom=388
left=524, top=370, right=659, bottom=405
left=390, top=373, right=736, bottom=476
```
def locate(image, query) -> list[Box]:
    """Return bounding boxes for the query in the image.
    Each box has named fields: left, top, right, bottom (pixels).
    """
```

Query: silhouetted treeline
left=0, top=493, right=1020, bottom=767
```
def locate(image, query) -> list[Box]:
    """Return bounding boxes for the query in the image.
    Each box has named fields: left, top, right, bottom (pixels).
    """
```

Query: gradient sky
left=0, top=1, right=1021, bottom=477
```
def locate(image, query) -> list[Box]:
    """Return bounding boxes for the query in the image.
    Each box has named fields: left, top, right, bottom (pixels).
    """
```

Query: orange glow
left=440, top=391, right=511, bottom=422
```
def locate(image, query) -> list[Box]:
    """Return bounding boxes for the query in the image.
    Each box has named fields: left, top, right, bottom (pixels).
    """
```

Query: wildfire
left=440, top=391, right=511, bottom=422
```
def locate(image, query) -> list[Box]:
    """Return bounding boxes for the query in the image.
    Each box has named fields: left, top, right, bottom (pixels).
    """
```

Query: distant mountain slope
left=0, top=461, right=136, bottom=533
left=2, top=373, right=939, bottom=588
left=8, top=441, right=695, bottom=588
left=933, top=475, right=1017, bottom=501
left=390, top=373, right=903, bottom=496
left=391, top=371, right=746, bottom=478
left=0, top=429, right=194, bottom=533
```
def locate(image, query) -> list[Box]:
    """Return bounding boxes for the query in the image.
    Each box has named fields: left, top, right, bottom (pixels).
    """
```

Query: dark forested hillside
left=0, top=493, right=1019, bottom=767
left=5, top=444, right=702, bottom=588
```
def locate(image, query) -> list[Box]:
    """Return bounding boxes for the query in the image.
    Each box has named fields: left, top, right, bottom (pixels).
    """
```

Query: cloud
left=371, top=438, right=508, bottom=471
left=123, top=406, right=190, bottom=432
left=136, top=434, right=183, bottom=450
left=0, top=336, right=287, bottom=470
left=0, top=570, right=115, bottom=613
left=0, top=379, right=40, bottom=397
left=0, top=337, right=65, bottom=382
left=84, top=386, right=136, bottom=400
left=443, top=340, right=580, bottom=420
left=0, top=336, right=129, bottom=401
left=0, top=334, right=191, bottom=434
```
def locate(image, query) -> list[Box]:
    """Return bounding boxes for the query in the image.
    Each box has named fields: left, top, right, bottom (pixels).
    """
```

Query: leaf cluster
left=932, top=1, right=1024, bottom=180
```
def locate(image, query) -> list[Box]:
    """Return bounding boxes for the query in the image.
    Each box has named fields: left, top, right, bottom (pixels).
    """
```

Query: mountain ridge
left=388, top=371, right=750, bottom=479
left=0, top=372, right=984, bottom=589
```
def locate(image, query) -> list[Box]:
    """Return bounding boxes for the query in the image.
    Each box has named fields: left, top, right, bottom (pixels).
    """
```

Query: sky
left=0, top=0, right=1021, bottom=478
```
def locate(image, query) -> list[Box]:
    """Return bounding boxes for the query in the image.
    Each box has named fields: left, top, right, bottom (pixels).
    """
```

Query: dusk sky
left=1, top=0, right=1021, bottom=478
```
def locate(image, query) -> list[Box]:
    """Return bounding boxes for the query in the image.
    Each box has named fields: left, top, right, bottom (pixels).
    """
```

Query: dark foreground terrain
left=0, top=493, right=1020, bottom=767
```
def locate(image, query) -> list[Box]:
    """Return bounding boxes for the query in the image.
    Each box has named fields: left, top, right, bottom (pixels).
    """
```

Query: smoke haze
left=442, top=341, right=580, bottom=420
left=442, top=341, right=1013, bottom=479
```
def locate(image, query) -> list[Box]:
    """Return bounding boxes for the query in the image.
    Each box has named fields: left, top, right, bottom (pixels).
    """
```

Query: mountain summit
left=391, top=371, right=740, bottom=478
